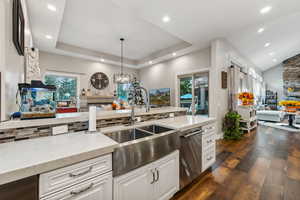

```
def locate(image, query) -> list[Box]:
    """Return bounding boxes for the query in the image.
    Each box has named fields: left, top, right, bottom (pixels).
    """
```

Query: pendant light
left=113, top=38, right=132, bottom=84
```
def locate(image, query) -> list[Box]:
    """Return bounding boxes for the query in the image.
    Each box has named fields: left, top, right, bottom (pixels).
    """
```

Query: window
left=117, top=83, right=131, bottom=101
left=178, top=72, right=209, bottom=116
left=179, top=76, right=193, bottom=110
left=44, top=74, right=78, bottom=101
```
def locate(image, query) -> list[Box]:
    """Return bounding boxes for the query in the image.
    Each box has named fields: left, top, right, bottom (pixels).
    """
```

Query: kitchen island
left=0, top=114, right=216, bottom=200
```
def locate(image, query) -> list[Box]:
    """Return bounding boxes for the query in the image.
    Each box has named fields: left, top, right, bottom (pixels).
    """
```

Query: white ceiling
left=227, top=12, right=300, bottom=71
left=26, top=0, right=66, bottom=52
left=27, top=0, right=300, bottom=70
left=58, top=0, right=186, bottom=60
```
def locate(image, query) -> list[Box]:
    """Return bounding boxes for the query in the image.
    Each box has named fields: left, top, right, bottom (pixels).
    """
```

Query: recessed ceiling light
left=162, top=16, right=170, bottom=23
left=257, top=28, right=265, bottom=34
left=172, top=52, right=177, bottom=56
left=47, top=4, right=57, bottom=12
left=260, top=6, right=272, bottom=14
left=45, top=35, right=53, bottom=39
left=269, top=52, right=275, bottom=56
left=149, top=61, right=153, bottom=64
left=264, top=43, right=271, bottom=47
left=272, top=58, right=277, bottom=62
left=101, top=59, right=105, bottom=62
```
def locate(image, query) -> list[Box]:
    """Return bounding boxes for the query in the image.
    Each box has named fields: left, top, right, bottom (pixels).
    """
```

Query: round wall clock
left=90, top=72, right=109, bottom=90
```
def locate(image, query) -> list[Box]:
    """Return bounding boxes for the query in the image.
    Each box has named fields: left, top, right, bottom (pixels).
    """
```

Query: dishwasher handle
left=181, top=130, right=203, bottom=138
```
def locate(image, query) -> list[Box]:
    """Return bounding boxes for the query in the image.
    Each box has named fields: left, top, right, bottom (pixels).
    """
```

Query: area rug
left=258, top=121, right=300, bottom=132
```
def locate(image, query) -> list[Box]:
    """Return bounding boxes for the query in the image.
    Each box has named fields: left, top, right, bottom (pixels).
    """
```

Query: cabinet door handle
left=155, top=169, right=160, bottom=182
left=70, top=183, right=94, bottom=196
left=69, top=166, right=93, bottom=178
left=150, top=170, right=156, bottom=184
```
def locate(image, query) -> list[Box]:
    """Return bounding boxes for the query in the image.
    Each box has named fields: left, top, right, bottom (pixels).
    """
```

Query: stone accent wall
left=0, top=111, right=186, bottom=144
left=283, top=54, right=300, bottom=95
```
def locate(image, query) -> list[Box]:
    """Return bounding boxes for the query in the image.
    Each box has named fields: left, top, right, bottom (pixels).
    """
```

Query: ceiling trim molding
left=56, top=42, right=138, bottom=65
left=137, top=41, right=192, bottom=65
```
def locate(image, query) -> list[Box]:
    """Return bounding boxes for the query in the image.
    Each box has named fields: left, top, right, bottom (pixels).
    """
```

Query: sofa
left=257, top=110, right=285, bottom=122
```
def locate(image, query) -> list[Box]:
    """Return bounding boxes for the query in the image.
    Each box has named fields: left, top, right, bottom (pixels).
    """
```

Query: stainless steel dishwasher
left=179, top=127, right=204, bottom=188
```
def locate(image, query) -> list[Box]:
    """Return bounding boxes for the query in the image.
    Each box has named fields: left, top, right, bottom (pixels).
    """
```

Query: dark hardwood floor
left=172, top=126, right=300, bottom=200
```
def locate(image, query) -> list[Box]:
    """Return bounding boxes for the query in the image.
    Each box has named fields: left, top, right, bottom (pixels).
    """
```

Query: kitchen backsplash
left=0, top=111, right=186, bottom=144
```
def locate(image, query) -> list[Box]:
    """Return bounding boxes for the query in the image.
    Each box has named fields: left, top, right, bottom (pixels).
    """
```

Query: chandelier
left=113, top=38, right=132, bottom=84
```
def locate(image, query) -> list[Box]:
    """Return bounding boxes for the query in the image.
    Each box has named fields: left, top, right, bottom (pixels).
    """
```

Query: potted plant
left=223, top=111, right=242, bottom=140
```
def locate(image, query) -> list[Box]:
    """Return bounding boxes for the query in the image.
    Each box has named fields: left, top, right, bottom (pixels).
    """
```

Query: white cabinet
left=40, top=154, right=113, bottom=200
left=201, top=123, right=216, bottom=172
left=113, top=164, right=153, bottom=200
left=154, top=152, right=179, bottom=200
left=41, top=172, right=112, bottom=200
left=40, top=154, right=112, bottom=197
left=114, top=150, right=179, bottom=200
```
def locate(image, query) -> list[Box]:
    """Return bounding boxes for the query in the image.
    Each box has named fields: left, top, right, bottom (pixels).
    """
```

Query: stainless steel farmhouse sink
left=104, top=128, right=153, bottom=143
left=104, top=125, right=179, bottom=176
left=138, top=124, right=173, bottom=134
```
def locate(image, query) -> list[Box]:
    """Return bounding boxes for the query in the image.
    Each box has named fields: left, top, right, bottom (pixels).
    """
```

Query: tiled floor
left=172, top=126, right=300, bottom=200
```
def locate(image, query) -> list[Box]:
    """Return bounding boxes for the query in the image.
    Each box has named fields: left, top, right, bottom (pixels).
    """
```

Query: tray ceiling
left=27, top=0, right=300, bottom=70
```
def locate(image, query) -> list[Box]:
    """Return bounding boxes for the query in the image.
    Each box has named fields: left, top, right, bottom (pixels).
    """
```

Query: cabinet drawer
left=202, top=145, right=216, bottom=172
left=202, top=131, right=215, bottom=150
left=40, top=172, right=112, bottom=200
left=202, top=123, right=216, bottom=134
left=40, top=154, right=112, bottom=197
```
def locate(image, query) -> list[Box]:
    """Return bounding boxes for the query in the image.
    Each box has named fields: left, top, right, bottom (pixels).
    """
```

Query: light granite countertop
left=0, top=107, right=187, bottom=130
left=99, top=115, right=216, bottom=133
left=0, top=131, right=118, bottom=185
left=157, top=115, right=216, bottom=131
left=0, top=115, right=215, bottom=186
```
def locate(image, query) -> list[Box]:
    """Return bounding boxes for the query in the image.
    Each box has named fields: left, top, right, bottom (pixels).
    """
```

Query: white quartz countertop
left=0, top=107, right=187, bottom=130
left=99, top=115, right=216, bottom=133
left=157, top=115, right=216, bottom=131
left=0, top=132, right=118, bottom=185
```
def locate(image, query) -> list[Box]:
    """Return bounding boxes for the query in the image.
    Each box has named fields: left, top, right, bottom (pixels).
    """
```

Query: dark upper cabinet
left=0, top=176, right=38, bottom=200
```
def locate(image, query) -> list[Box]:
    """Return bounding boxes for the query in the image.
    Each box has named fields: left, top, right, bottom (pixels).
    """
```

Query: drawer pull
left=69, top=166, right=93, bottom=178
left=206, top=140, right=213, bottom=144
left=204, top=127, right=214, bottom=132
left=70, top=183, right=94, bottom=196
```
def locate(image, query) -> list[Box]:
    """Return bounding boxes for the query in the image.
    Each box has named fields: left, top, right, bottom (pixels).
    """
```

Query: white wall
left=0, top=0, right=5, bottom=120
left=39, top=51, right=139, bottom=96
left=0, top=0, right=4, bottom=69
left=139, top=48, right=211, bottom=106
left=139, top=41, right=261, bottom=138
left=263, top=64, right=284, bottom=100
left=1, top=0, right=32, bottom=119
left=210, top=39, right=262, bottom=137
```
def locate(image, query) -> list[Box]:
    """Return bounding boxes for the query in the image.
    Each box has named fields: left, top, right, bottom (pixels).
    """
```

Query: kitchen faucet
left=139, top=86, right=150, bottom=112
left=129, top=86, right=150, bottom=125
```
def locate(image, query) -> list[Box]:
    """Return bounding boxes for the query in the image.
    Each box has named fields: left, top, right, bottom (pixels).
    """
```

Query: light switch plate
left=52, top=125, right=68, bottom=135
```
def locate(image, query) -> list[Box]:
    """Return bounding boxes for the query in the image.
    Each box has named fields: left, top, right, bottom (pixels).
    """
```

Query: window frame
left=43, top=71, right=80, bottom=101
left=175, top=68, right=210, bottom=116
